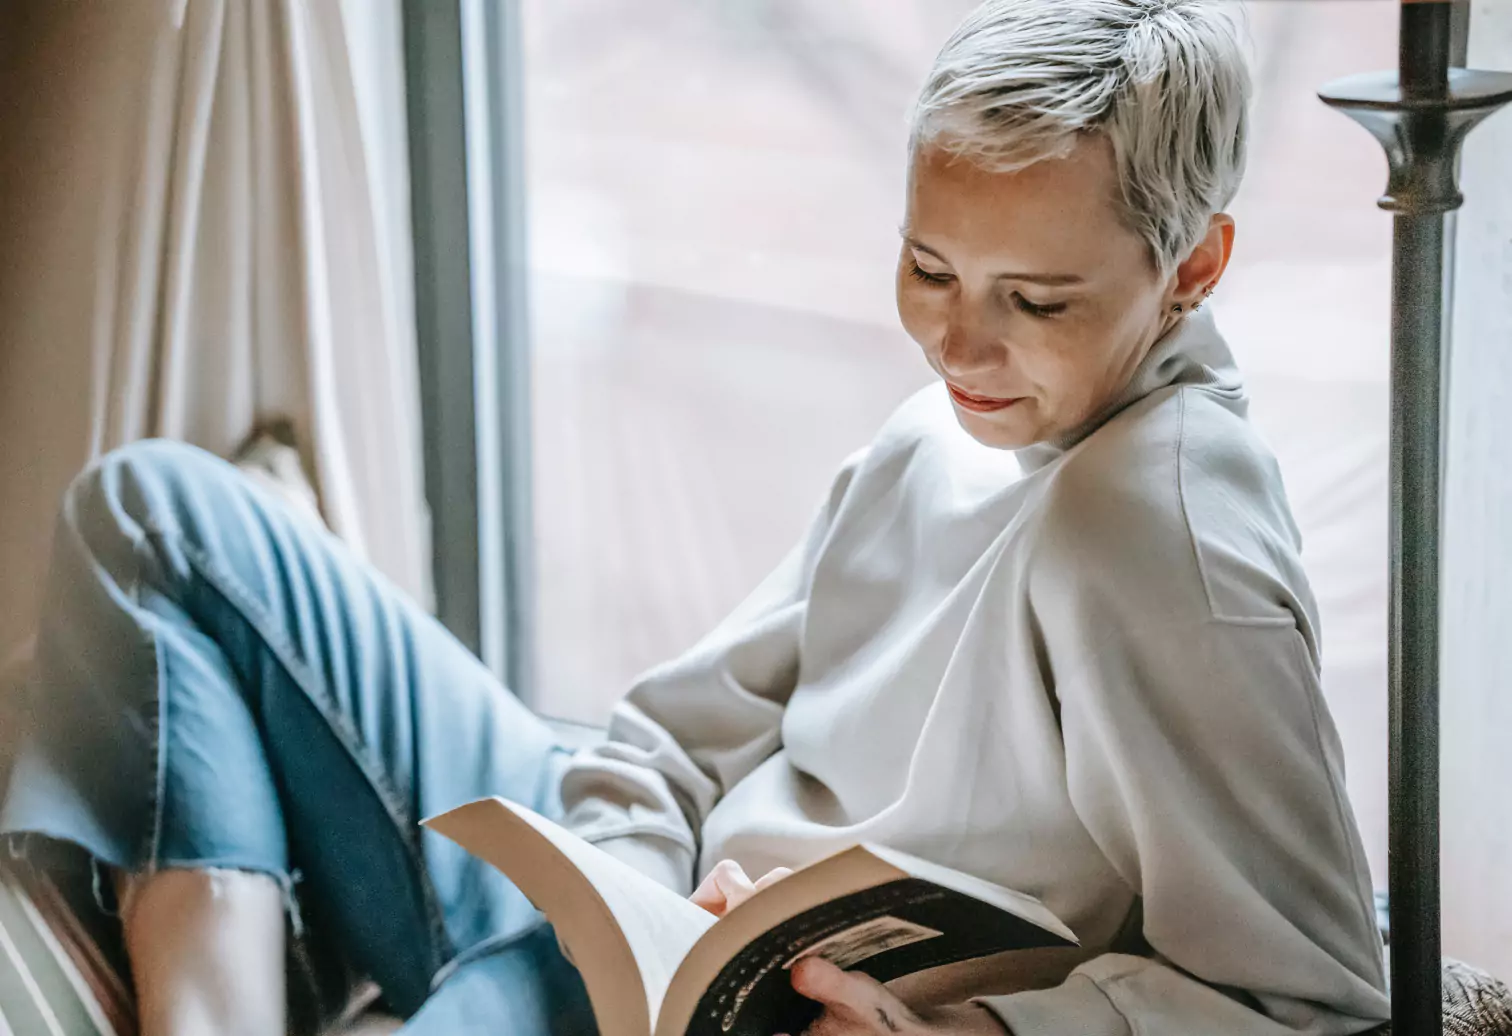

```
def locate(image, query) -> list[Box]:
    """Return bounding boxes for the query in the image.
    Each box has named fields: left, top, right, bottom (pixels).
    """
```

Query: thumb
left=790, top=957, right=917, bottom=1027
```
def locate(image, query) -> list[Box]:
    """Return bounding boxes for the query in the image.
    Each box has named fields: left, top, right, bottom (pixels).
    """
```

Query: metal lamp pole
left=1318, top=4, right=1512, bottom=1034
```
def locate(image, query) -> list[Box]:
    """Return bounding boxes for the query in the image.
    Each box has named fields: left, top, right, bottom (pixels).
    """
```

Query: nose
left=937, top=309, right=1005, bottom=380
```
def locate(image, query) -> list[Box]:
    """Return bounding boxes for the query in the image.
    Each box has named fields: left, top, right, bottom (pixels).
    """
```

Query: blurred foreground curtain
left=0, top=0, right=432, bottom=671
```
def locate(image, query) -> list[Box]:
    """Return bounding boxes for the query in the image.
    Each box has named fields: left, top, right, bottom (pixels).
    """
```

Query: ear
left=1168, top=213, right=1235, bottom=310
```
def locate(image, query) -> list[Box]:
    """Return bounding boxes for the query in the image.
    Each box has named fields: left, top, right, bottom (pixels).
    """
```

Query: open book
left=425, top=798, right=1080, bottom=1036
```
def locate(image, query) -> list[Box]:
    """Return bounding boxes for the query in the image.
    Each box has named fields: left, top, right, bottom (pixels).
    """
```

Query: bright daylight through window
left=519, top=2, right=1396, bottom=771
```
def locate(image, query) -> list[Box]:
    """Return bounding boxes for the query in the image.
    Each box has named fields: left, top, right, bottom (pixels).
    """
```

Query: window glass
left=520, top=3, right=1398, bottom=906
left=523, top=2, right=955, bottom=721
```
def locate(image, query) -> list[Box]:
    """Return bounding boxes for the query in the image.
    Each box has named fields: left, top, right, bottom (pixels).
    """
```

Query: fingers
left=754, top=866, right=794, bottom=893
left=791, top=957, right=877, bottom=1015
left=713, top=860, right=758, bottom=912
left=689, top=860, right=755, bottom=917
left=689, top=861, right=739, bottom=915
left=688, top=875, right=724, bottom=916
left=791, top=957, right=919, bottom=1033
left=691, top=861, right=794, bottom=917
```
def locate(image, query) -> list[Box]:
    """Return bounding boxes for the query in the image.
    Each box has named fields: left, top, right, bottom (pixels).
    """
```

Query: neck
left=1013, top=308, right=1235, bottom=474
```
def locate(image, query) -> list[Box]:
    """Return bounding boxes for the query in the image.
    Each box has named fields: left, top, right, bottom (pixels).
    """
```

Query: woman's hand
left=689, top=860, right=794, bottom=918
left=783, top=958, right=1009, bottom=1036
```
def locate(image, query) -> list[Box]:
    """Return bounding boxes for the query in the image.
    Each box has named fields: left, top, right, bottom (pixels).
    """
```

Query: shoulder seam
left=1175, top=388, right=1295, bottom=629
left=1174, top=389, right=1219, bottom=618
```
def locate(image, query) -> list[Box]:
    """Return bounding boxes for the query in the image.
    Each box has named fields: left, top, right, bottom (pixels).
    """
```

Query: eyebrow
left=901, top=233, right=1086, bottom=287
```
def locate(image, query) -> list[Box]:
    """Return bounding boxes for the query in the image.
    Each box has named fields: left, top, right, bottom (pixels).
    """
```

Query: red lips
left=947, top=384, right=1020, bottom=413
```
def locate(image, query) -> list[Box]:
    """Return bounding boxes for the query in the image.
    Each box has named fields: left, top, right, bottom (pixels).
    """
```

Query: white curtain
left=0, top=0, right=431, bottom=669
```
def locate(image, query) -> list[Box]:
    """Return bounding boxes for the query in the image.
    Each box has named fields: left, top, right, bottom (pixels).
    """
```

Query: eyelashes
left=906, top=262, right=1069, bottom=319
left=1012, top=295, right=1068, bottom=318
left=907, top=261, right=954, bottom=286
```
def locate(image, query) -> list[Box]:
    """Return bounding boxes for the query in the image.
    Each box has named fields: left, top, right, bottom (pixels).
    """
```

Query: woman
left=0, top=0, right=1391, bottom=1033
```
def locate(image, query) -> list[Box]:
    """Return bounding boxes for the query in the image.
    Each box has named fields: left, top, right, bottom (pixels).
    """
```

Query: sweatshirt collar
left=1014, top=308, right=1242, bottom=475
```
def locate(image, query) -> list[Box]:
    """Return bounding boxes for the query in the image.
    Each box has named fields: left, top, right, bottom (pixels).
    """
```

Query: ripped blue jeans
left=0, top=441, right=596, bottom=1034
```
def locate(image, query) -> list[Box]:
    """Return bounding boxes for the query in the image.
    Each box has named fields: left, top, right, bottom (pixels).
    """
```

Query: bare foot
left=325, top=1013, right=403, bottom=1036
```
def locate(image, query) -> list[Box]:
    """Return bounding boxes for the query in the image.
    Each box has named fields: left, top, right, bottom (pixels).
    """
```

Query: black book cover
left=682, top=877, right=1076, bottom=1036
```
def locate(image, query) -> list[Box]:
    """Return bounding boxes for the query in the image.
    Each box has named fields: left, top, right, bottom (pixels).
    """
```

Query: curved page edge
left=424, top=797, right=649, bottom=1036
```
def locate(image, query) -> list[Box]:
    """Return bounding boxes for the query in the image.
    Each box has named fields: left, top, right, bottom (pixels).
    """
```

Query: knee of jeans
left=94, top=439, right=211, bottom=487
left=65, top=440, right=218, bottom=535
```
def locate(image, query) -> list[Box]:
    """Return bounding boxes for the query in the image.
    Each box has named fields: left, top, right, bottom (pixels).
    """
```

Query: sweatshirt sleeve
left=983, top=457, right=1391, bottom=1034
left=556, top=450, right=867, bottom=895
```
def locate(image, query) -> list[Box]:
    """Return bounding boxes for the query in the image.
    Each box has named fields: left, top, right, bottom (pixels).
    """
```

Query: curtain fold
left=0, top=0, right=431, bottom=668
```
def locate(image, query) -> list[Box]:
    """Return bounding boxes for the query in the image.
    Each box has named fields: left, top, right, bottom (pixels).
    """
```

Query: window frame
left=402, top=0, right=537, bottom=702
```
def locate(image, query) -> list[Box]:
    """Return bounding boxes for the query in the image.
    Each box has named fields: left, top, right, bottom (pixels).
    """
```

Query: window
left=517, top=1, right=1400, bottom=759
left=521, top=2, right=955, bottom=721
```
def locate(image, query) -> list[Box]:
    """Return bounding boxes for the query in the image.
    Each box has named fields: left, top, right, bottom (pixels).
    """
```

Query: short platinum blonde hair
left=911, top=0, right=1251, bottom=273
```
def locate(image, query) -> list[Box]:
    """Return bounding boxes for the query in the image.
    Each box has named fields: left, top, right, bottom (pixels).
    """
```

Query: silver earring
left=1172, top=303, right=1184, bottom=313
left=1192, top=285, right=1216, bottom=312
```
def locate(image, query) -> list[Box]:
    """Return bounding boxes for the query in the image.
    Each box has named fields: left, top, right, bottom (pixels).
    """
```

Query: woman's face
left=897, top=136, right=1221, bottom=450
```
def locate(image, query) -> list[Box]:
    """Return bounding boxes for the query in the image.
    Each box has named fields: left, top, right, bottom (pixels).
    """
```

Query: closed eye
left=1012, top=293, right=1068, bottom=318
left=908, top=261, right=954, bottom=286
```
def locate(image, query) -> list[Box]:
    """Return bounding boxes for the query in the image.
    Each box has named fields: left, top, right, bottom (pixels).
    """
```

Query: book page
left=883, top=944, right=1099, bottom=1008
left=425, top=799, right=714, bottom=1034
left=535, top=815, right=716, bottom=1021
left=865, top=844, right=1075, bottom=942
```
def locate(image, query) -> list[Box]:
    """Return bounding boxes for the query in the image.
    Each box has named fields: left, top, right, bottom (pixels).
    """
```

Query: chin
left=953, top=407, right=1039, bottom=450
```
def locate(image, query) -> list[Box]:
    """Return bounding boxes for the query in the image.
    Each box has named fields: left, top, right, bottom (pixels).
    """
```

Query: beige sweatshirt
left=559, top=310, right=1391, bottom=1035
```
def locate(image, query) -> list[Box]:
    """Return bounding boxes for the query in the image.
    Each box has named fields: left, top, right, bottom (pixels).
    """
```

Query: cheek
left=1036, top=317, right=1140, bottom=414
left=896, top=281, right=944, bottom=351
left=1010, top=321, right=1116, bottom=418
left=1039, top=347, right=1096, bottom=398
